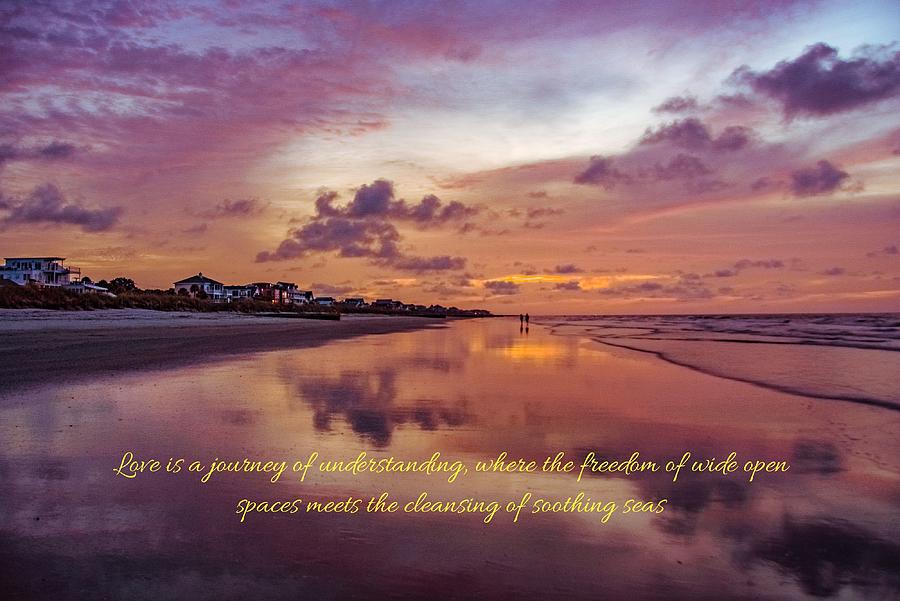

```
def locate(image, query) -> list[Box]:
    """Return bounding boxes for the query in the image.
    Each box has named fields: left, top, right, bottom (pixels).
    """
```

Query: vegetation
left=0, top=275, right=491, bottom=316
left=0, top=284, right=338, bottom=314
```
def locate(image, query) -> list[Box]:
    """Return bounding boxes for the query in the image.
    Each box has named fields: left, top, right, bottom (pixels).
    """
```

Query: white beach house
left=224, top=284, right=257, bottom=302
left=0, top=257, right=80, bottom=287
left=173, top=273, right=225, bottom=301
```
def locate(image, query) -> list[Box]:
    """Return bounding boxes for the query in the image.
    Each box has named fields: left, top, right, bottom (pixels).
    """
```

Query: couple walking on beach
left=519, top=313, right=529, bottom=325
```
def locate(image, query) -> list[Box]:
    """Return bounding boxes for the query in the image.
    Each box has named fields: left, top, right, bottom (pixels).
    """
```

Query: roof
left=173, top=273, right=223, bottom=285
left=5, top=256, right=65, bottom=261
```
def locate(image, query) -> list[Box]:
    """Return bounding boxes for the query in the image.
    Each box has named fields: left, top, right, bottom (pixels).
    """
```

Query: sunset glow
left=2, top=0, right=899, bottom=312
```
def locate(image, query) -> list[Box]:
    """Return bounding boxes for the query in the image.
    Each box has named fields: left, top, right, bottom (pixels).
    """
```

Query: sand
left=0, top=309, right=443, bottom=391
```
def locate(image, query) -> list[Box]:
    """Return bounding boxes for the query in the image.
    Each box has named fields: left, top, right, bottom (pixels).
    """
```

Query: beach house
left=173, top=273, right=225, bottom=301
left=224, top=284, right=257, bottom=302
left=342, top=297, right=366, bottom=308
left=372, top=299, right=395, bottom=309
left=0, top=257, right=80, bottom=287
left=292, top=290, right=314, bottom=304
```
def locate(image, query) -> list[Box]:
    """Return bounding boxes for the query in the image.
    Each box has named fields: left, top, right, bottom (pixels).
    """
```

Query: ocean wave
left=540, top=314, right=900, bottom=411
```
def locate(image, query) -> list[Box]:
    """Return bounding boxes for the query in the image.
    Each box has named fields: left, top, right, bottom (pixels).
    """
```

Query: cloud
left=551, top=263, right=583, bottom=274
left=314, top=179, right=477, bottom=226
left=182, top=222, right=208, bottom=234
left=732, top=43, right=900, bottom=117
left=712, top=269, right=738, bottom=277
left=866, top=244, right=898, bottom=258
left=256, top=217, right=400, bottom=262
left=1, top=183, right=122, bottom=232
left=483, top=280, right=520, bottom=295
left=651, top=154, right=712, bottom=180
left=734, top=258, right=784, bottom=269
left=310, top=282, right=354, bottom=295
left=526, top=206, right=564, bottom=219
left=554, top=280, right=582, bottom=291
left=790, top=160, right=850, bottom=197
left=599, top=276, right=713, bottom=301
left=640, top=118, right=752, bottom=151
left=0, top=141, right=77, bottom=165
left=195, top=198, right=267, bottom=219
left=652, top=95, right=699, bottom=114
left=257, top=180, right=469, bottom=273
left=819, top=267, right=845, bottom=276
left=390, top=255, right=467, bottom=273
left=573, top=155, right=631, bottom=188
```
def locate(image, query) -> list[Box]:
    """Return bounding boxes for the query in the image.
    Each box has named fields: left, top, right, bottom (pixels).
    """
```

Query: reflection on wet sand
left=0, top=318, right=898, bottom=600
left=292, top=368, right=472, bottom=446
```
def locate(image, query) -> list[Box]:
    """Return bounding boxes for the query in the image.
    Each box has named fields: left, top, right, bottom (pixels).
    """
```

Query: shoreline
left=0, top=309, right=444, bottom=392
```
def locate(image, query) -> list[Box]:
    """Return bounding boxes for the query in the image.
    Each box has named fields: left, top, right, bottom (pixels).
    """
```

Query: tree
left=108, top=277, right=137, bottom=294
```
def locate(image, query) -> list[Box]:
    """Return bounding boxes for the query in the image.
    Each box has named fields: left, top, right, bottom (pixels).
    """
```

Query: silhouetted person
left=525, top=313, right=530, bottom=325
left=519, top=313, right=524, bottom=325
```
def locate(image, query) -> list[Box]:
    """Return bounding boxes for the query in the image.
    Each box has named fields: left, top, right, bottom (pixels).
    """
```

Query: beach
left=0, top=315, right=898, bottom=600
left=0, top=309, right=444, bottom=391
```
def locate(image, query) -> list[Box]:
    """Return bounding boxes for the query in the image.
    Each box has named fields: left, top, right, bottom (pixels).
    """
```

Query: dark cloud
left=512, top=261, right=538, bottom=275
left=257, top=180, right=470, bottom=272
left=182, top=222, right=208, bottom=234
left=600, top=281, right=663, bottom=296
left=1, top=183, right=122, bottom=232
left=316, top=179, right=478, bottom=226
left=257, top=217, right=400, bottom=262
left=483, top=280, right=520, bottom=295
left=734, top=258, right=784, bottom=270
left=640, top=118, right=752, bottom=152
left=0, top=140, right=77, bottom=165
left=599, top=277, right=713, bottom=300
left=652, top=95, right=699, bottom=114
left=751, top=177, right=776, bottom=191
left=37, top=141, right=77, bottom=159
left=867, top=244, right=898, bottom=258
left=652, top=154, right=712, bottom=180
left=790, top=160, right=850, bottom=197
left=819, top=267, right=845, bottom=276
left=574, top=155, right=631, bottom=188
left=526, top=206, right=564, bottom=219
left=390, top=255, right=467, bottom=273
left=310, top=282, right=354, bottom=295
left=196, top=198, right=266, bottom=219
left=732, top=43, right=900, bottom=117
left=551, top=263, right=583, bottom=274
left=554, top=280, right=582, bottom=291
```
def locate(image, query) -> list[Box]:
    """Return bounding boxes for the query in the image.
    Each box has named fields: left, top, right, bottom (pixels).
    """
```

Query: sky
left=1, top=0, right=899, bottom=313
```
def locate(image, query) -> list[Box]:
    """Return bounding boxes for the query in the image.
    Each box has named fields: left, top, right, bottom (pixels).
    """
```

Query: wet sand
left=1, top=316, right=898, bottom=600
left=0, top=309, right=443, bottom=391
